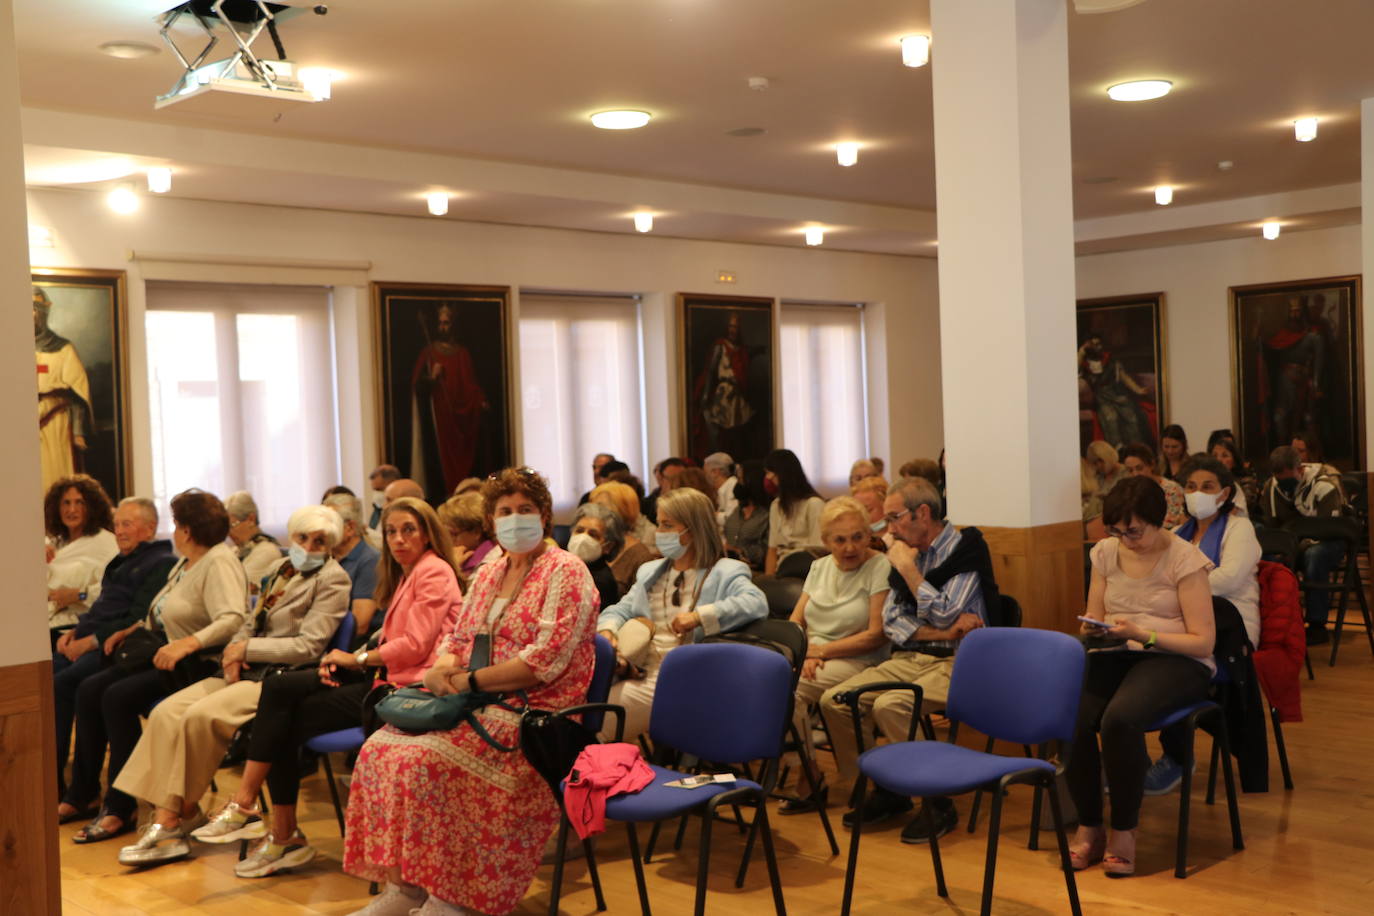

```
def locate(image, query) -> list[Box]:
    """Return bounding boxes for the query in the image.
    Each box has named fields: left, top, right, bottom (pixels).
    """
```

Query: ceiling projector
left=155, top=1, right=327, bottom=109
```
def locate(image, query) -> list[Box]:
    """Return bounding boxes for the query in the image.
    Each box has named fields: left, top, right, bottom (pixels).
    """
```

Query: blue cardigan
left=596, top=557, right=767, bottom=639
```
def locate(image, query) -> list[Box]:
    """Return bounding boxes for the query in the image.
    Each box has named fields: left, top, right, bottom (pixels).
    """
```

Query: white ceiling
left=15, top=0, right=1374, bottom=254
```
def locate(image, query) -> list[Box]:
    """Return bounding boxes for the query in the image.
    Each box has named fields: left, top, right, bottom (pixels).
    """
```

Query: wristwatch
left=355, top=649, right=370, bottom=667
left=78, top=591, right=87, bottom=602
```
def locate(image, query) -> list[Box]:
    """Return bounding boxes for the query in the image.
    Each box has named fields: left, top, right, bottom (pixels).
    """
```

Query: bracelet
left=1144, top=630, right=1158, bottom=649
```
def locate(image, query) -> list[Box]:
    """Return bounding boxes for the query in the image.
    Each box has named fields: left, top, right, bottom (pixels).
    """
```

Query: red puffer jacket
left=1254, top=561, right=1305, bottom=722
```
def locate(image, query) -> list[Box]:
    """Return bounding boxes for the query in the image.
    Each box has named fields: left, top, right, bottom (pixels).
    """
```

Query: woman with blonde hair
left=781, top=497, right=891, bottom=813
left=849, top=458, right=885, bottom=490
left=193, top=496, right=462, bottom=878
left=590, top=480, right=657, bottom=592
left=438, top=491, right=501, bottom=588
left=596, top=487, right=768, bottom=741
left=1084, top=440, right=1127, bottom=521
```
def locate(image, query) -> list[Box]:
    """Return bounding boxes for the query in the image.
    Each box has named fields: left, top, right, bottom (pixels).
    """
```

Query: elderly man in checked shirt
left=821, top=476, right=1000, bottom=844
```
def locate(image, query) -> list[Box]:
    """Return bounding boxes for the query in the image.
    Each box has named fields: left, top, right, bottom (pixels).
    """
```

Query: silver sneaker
left=344, top=882, right=427, bottom=916
left=234, top=830, right=317, bottom=878
left=117, top=823, right=191, bottom=866
left=191, top=801, right=267, bottom=844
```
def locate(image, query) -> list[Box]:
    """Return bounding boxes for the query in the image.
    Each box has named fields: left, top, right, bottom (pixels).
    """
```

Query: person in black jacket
left=53, top=496, right=176, bottom=812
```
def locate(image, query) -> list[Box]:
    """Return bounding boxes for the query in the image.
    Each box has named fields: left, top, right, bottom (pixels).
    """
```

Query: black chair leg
left=1271, top=707, right=1294, bottom=790
left=642, top=820, right=661, bottom=863
left=839, top=776, right=868, bottom=916
left=584, top=836, right=607, bottom=912
left=736, top=806, right=760, bottom=888
left=967, top=736, right=996, bottom=833
left=756, top=801, right=787, bottom=916
left=1045, top=773, right=1083, bottom=916
left=320, top=751, right=346, bottom=837
left=1206, top=740, right=1220, bottom=806
left=1305, top=649, right=1314, bottom=681
left=625, top=823, right=653, bottom=916
left=1174, top=723, right=1196, bottom=879
left=1329, top=573, right=1352, bottom=666
left=674, top=812, right=691, bottom=849
left=1217, top=719, right=1245, bottom=852
left=978, top=788, right=1004, bottom=916
left=694, top=804, right=714, bottom=916
left=548, top=815, right=570, bottom=916
left=926, top=796, right=949, bottom=900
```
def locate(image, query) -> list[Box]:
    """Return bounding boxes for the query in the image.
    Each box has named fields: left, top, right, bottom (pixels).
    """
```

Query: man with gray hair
left=52, top=496, right=177, bottom=803
left=226, top=491, right=281, bottom=593
left=820, top=476, right=999, bottom=844
left=703, top=452, right=739, bottom=519
left=324, top=492, right=381, bottom=641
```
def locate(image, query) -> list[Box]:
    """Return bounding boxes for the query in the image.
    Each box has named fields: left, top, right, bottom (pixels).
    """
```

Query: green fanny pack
left=374, top=686, right=524, bottom=752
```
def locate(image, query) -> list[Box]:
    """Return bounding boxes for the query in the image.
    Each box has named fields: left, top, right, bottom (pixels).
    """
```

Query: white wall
left=1076, top=224, right=1362, bottom=453
left=26, top=187, right=943, bottom=501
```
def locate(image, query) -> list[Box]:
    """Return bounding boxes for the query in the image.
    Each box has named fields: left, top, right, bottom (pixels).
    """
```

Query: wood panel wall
left=0, top=660, right=61, bottom=914
left=979, top=520, right=1086, bottom=632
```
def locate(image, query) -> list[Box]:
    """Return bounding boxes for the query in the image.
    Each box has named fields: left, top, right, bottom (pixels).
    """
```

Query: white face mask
left=494, top=513, right=544, bottom=554
left=1186, top=490, right=1223, bottom=520
left=567, top=532, right=603, bottom=563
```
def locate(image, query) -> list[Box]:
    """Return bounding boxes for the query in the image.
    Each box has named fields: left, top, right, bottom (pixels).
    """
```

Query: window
left=779, top=301, right=870, bottom=494
left=518, top=293, right=647, bottom=517
left=145, top=282, right=338, bottom=532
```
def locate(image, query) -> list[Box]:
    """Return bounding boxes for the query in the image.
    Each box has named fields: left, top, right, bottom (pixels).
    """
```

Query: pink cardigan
left=376, top=550, right=463, bottom=685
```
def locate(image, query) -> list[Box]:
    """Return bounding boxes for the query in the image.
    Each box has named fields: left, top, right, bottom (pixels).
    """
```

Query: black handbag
left=520, top=708, right=599, bottom=799
left=114, top=627, right=167, bottom=673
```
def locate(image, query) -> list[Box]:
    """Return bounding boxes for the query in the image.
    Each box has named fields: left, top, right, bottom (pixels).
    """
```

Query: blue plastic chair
left=838, top=628, right=1086, bottom=916
left=307, top=612, right=364, bottom=835
left=548, top=642, right=790, bottom=916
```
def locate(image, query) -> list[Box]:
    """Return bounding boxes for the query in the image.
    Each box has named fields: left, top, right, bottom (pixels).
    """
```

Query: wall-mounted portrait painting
left=1076, top=293, right=1167, bottom=455
left=1230, top=275, right=1363, bottom=470
left=31, top=268, right=131, bottom=502
left=373, top=282, right=512, bottom=503
left=678, top=293, right=775, bottom=466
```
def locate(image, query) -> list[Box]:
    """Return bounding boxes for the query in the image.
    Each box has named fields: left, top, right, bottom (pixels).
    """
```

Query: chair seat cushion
left=587, top=764, right=761, bottom=823
left=1144, top=700, right=1217, bottom=733
left=858, top=742, right=1054, bottom=797
left=306, top=727, right=367, bottom=753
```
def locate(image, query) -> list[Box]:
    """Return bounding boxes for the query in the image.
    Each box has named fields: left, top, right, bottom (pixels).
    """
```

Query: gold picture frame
left=1076, top=292, right=1168, bottom=454
left=677, top=292, right=775, bottom=465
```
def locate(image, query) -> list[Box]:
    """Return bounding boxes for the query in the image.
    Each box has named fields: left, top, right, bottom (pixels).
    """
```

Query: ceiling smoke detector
left=154, top=1, right=330, bottom=109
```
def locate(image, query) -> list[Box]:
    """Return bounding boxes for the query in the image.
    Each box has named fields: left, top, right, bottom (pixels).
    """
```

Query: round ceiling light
left=590, top=110, right=652, bottom=130
left=1106, top=80, right=1172, bottom=101
left=99, top=41, right=160, bottom=60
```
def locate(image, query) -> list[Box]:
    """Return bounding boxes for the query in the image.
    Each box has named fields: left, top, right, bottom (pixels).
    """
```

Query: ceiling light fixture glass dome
left=1106, top=80, right=1172, bottom=101
left=591, top=110, right=652, bottom=130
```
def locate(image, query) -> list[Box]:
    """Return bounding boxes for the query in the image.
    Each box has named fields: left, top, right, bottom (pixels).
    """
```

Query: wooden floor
left=60, top=637, right=1374, bottom=916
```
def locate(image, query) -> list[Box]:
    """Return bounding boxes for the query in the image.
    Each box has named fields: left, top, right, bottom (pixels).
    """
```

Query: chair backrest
left=649, top=642, right=793, bottom=764
left=1255, top=527, right=1298, bottom=571
left=755, top=575, right=804, bottom=619
left=330, top=611, right=358, bottom=654
left=945, top=628, right=1086, bottom=747
left=581, top=634, right=617, bottom=733
left=707, top=618, right=806, bottom=675
left=991, top=593, right=1022, bottom=628
left=1287, top=515, right=1360, bottom=547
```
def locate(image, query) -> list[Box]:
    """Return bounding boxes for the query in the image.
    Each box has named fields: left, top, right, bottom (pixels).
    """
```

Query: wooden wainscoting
left=0, top=659, right=60, bottom=915
left=979, top=520, right=1086, bottom=632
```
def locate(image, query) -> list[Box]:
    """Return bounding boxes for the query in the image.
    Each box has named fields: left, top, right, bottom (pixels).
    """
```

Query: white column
left=1361, top=98, right=1374, bottom=464
left=930, top=0, right=1081, bottom=528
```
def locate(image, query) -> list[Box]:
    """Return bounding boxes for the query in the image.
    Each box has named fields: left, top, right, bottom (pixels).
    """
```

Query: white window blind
left=145, top=281, right=339, bottom=533
left=518, top=293, right=646, bottom=517
left=780, top=302, right=870, bottom=495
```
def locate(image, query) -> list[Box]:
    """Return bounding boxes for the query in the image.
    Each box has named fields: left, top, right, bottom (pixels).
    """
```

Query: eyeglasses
left=1106, top=525, right=1147, bottom=541
left=883, top=508, right=912, bottom=525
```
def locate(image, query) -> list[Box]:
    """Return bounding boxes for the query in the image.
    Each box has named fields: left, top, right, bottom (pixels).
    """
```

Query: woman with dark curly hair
left=341, top=467, right=598, bottom=915
left=44, top=474, right=117, bottom=643
left=64, top=489, right=248, bottom=844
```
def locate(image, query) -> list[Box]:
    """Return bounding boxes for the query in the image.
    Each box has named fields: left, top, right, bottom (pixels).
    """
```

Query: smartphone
left=665, top=773, right=736, bottom=789
left=470, top=633, right=491, bottom=670
left=1076, top=615, right=1114, bottom=629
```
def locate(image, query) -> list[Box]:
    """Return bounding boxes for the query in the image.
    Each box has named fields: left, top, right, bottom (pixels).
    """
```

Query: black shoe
left=841, top=789, right=913, bottom=829
left=900, top=799, right=959, bottom=844
left=1305, top=626, right=1330, bottom=646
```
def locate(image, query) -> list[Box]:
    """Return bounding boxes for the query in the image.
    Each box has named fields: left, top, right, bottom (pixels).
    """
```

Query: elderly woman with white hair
left=596, top=487, right=768, bottom=741
left=569, top=502, right=627, bottom=611
left=226, top=491, right=282, bottom=593
left=112, top=504, right=351, bottom=867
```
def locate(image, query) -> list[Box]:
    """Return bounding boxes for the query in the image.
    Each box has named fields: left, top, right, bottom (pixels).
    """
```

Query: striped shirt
left=882, top=523, right=985, bottom=652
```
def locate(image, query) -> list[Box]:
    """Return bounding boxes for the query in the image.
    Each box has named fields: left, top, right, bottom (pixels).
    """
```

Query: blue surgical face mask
left=869, top=519, right=887, bottom=533
left=289, top=544, right=326, bottom=572
left=495, top=513, right=544, bottom=554
left=655, top=530, right=688, bottom=561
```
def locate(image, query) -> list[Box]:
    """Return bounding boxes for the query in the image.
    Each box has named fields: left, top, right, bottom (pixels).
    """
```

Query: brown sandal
left=1068, top=835, right=1106, bottom=870
left=1103, top=853, right=1135, bottom=877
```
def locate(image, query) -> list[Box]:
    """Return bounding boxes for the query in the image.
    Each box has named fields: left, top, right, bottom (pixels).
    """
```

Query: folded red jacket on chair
left=564, top=742, right=654, bottom=840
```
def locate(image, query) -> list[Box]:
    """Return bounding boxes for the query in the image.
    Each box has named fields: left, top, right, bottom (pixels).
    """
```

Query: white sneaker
left=191, top=801, right=267, bottom=844
left=345, top=882, right=426, bottom=915
left=117, top=823, right=191, bottom=866
left=409, top=897, right=468, bottom=915
left=234, top=830, right=316, bottom=878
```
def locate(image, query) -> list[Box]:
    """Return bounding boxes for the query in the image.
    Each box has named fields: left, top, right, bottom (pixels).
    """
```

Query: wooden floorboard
left=60, top=636, right=1374, bottom=915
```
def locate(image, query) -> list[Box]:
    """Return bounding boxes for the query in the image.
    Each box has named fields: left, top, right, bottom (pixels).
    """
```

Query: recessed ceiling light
left=99, top=40, right=160, bottom=60
left=835, top=142, right=860, bottom=167
left=590, top=110, right=652, bottom=130
left=1262, top=221, right=1281, bottom=241
left=146, top=166, right=172, bottom=194
left=804, top=226, right=825, bottom=246
left=633, top=212, right=654, bottom=233
left=425, top=192, right=449, bottom=216
left=900, top=35, right=930, bottom=68
left=1154, top=185, right=1173, bottom=205
left=1106, top=80, right=1172, bottom=101
left=1293, top=117, right=1318, bottom=142
left=107, top=185, right=139, bottom=214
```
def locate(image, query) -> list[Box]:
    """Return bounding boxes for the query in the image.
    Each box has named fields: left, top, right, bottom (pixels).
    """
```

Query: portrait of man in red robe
left=410, top=303, right=487, bottom=496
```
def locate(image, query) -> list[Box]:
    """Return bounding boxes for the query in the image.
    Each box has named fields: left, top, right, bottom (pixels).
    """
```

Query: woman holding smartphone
left=1065, top=475, right=1217, bottom=878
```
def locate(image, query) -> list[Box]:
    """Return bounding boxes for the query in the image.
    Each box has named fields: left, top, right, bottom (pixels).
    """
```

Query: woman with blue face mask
left=595, top=486, right=769, bottom=742
left=112, top=503, right=351, bottom=867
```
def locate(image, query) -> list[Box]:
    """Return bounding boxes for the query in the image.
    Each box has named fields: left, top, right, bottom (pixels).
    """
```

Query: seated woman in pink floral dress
left=343, top=467, right=599, bottom=916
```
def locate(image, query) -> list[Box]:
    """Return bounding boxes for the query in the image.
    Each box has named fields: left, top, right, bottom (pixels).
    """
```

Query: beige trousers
left=114, top=677, right=263, bottom=812
left=819, top=651, right=953, bottom=784
left=792, top=655, right=877, bottom=763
